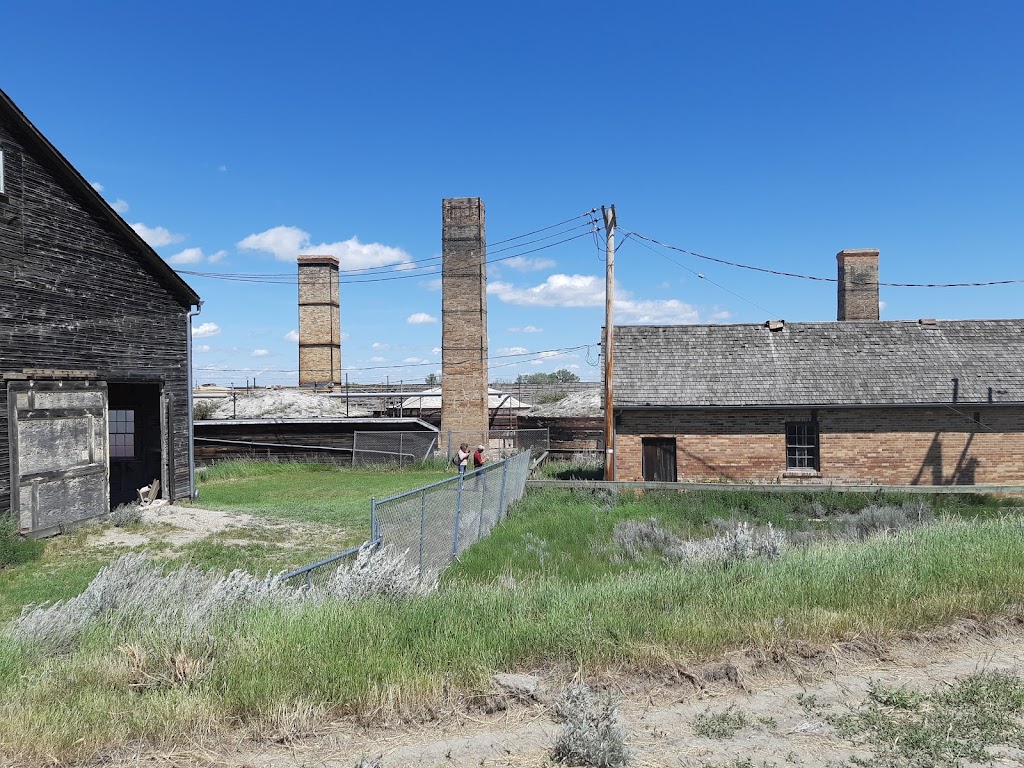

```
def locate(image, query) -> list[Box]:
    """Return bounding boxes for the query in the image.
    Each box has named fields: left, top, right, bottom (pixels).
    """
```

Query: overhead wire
left=622, top=230, right=1024, bottom=288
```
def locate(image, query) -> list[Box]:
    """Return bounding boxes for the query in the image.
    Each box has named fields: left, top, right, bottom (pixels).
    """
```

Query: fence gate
left=8, top=379, right=109, bottom=536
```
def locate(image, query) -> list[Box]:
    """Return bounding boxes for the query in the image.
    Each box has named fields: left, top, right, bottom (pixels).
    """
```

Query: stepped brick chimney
left=441, top=198, right=489, bottom=439
left=297, top=255, right=341, bottom=386
left=837, top=249, right=880, bottom=321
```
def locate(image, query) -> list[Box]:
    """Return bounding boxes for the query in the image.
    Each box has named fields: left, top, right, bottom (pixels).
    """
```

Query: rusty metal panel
left=8, top=380, right=109, bottom=535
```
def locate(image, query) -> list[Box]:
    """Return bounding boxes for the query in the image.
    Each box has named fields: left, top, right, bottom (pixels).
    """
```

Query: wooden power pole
left=602, top=204, right=617, bottom=481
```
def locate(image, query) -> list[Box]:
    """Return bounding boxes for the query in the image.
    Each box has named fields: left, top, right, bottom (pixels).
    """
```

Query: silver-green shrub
left=108, top=502, right=142, bottom=527
left=613, top=518, right=787, bottom=567
left=11, top=545, right=429, bottom=654
left=837, top=500, right=934, bottom=540
left=552, top=683, right=630, bottom=768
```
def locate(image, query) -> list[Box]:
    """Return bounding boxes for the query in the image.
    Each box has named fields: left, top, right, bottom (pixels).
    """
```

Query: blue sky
left=4, top=1, right=1022, bottom=386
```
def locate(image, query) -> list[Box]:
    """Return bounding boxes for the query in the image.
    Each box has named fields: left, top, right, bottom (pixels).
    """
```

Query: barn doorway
left=642, top=437, right=677, bottom=482
left=107, top=383, right=164, bottom=508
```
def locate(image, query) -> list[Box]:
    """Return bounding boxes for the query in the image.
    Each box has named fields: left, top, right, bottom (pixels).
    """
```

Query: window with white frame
left=785, top=421, right=819, bottom=470
left=109, top=409, right=136, bottom=459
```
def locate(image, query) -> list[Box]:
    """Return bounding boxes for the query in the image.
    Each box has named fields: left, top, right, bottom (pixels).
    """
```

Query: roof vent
left=918, top=318, right=938, bottom=327
left=764, top=320, right=785, bottom=331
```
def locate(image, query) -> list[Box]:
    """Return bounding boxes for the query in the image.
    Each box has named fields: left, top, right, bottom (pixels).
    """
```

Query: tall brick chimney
left=297, top=255, right=342, bottom=386
left=441, top=198, right=489, bottom=441
left=836, top=249, right=880, bottom=321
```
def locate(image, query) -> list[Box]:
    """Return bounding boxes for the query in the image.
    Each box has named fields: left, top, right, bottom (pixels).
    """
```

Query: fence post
left=452, top=471, right=464, bottom=557
left=447, top=429, right=452, bottom=458
left=417, top=489, right=427, bottom=578
left=371, top=497, right=378, bottom=542
left=498, top=456, right=509, bottom=521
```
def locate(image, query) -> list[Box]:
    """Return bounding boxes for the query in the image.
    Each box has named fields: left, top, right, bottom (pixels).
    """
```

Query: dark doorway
left=107, top=383, right=163, bottom=507
left=642, top=437, right=677, bottom=482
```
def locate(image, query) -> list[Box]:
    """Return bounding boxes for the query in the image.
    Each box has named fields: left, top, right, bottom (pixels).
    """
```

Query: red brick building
left=611, top=251, right=1024, bottom=486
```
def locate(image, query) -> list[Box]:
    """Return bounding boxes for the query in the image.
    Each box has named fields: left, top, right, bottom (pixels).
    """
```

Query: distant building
left=611, top=251, right=1024, bottom=485
left=0, top=88, right=201, bottom=534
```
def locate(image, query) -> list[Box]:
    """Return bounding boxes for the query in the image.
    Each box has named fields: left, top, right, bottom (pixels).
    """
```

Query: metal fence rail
left=372, top=449, right=533, bottom=582
left=281, top=449, right=532, bottom=587
left=352, top=431, right=437, bottom=467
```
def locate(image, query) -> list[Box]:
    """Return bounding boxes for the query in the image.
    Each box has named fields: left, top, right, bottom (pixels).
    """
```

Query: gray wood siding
left=0, top=119, right=194, bottom=515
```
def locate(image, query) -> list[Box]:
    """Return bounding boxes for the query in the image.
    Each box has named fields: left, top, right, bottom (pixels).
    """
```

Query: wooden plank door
left=8, top=380, right=109, bottom=535
left=642, top=437, right=677, bottom=482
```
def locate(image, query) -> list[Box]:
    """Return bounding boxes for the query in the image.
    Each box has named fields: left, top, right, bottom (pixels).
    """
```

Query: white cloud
left=403, top=357, right=430, bottom=364
left=490, top=273, right=701, bottom=324
left=879, top=300, right=887, bottom=314
left=111, top=199, right=130, bottom=214
left=504, top=256, right=556, bottom=271
left=238, top=225, right=413, bottom=269
left=284, top=330, right=300, bottom=343
left=431, top=346, right=442, bottom=355
left=90, top=181, right=104, bottom=192
left=423, top=278, right=443, bottom=291
left=371, top=342, right=390, bottom=350
left=251, top=349, right=270, bottom=357
left=710, top=308, right=733, bottom=321
left=369, top=356, right=387, bottom=363
left=488, top=274, right=604, bottom=308
left=192, top=322, right=221, bottom=339
left=509, top=325, right=543, bottom=333
left=167, top=247, right=226, bottom=265
left=407, top=312, right=438, bottom=325
left=195, top=344, right=212, bottom=353
left=531, top=350, right=567, bottom=366
left=617, top=298, right=700, bottom=324
left=499, top=346, right=530, bottom=356
left=132, top=222, right=186, bottom=247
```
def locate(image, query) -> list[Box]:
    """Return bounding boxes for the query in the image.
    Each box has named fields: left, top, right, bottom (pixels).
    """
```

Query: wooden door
left=642, top=437, right=677, bottom=482
left=8, top=379, right=109, bottom=535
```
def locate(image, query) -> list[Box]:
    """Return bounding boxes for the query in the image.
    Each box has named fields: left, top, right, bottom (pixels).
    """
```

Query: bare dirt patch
left=83, top=618, right=1024, bottom=768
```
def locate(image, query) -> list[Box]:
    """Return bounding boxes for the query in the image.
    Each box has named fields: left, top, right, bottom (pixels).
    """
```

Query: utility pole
left=602, top=204, right=617, bottom=481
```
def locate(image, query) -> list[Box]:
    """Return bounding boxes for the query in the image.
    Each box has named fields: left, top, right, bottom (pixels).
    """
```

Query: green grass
left=194, top=460, right=451, bottom=530
left=3, top=466, right=1024, bottom=762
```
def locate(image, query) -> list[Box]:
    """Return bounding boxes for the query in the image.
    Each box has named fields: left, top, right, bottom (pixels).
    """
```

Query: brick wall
left=616, top=406, right=1024, bottom=485
left=441, top=197, right=489, bottom=435
left=297, top=255, right=341, bottom=385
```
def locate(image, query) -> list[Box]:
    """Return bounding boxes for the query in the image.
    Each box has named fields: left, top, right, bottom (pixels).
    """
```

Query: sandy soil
left=81, top=618, right=1024, bottom=768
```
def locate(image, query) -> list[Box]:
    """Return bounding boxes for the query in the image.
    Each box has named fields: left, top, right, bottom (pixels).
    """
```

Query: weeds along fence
left=283, top=449, right=532, bottom=587
left=352, top=431, right=437, bottom=466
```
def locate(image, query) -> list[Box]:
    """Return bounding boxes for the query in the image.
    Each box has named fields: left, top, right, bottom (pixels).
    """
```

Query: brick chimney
left=836, top=249, right=880, bottom=321
left=297, top=255, right=341, bottom=386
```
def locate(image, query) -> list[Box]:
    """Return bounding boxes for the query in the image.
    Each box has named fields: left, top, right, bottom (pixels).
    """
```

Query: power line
left=622, top=230, right=1024, bottom=288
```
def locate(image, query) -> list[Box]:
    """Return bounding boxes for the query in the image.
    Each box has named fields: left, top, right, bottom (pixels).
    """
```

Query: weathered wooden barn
left=611, top=251, right=1024, bottom=486
left=0, top=88, right=201, bottom=534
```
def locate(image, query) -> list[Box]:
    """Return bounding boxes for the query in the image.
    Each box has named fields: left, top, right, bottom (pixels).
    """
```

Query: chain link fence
left=282, top=449, right=532, bottom=587
left=371, top=449, right=532, bottom=582
left=443, top=429, right=548, bottom=459
left=352, top=431, right=438, bottom=467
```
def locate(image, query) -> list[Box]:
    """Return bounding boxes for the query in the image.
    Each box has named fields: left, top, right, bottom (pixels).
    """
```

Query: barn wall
left=616, top=406, right=1024, bottom=485
left=0, top=119, right=194, bottom=515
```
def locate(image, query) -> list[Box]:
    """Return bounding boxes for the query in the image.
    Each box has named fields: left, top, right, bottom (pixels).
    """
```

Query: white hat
left=477, top=444, right=486, bottom=450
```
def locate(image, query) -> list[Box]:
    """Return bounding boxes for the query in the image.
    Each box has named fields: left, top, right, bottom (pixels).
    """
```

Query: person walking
left=473, top=444, right=487, bottom=490
left=456, top=443, right=471, bottom=477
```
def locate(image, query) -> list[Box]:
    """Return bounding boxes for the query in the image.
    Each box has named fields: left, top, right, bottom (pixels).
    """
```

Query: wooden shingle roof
left=613, top=320, right=1024, bottom=408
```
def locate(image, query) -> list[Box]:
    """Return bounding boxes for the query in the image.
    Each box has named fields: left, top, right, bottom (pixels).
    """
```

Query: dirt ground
left=62, top=508, right=1024, bottom=767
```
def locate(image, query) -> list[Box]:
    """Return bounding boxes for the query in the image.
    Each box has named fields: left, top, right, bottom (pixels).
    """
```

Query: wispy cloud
left=251, top=349, right=270, bottom=357
left=192, top=322, right=221, bottom=339
left=111, top=199, right=130, bottom=214
left=503, top=256, right=556, bottom=271
left=167, top=247, right=227, bottom=265
left=238, top=225, right=413, bottom=269
left=132, top=222, right=186, bottom=247
left=284, top=330, right=300, bottom=343
left=369, top=356, right=387, bottom=363
left=90, top=181, right=104, bottom=192
left=195, top=344, right=212, bottom=353
left=498, top=346, right=530, bottom=356
left=403, top=357, right=430, bottom=364
left=407, top=312, right=438, bottom=325
left=509, top=325, right=543, bottom=333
